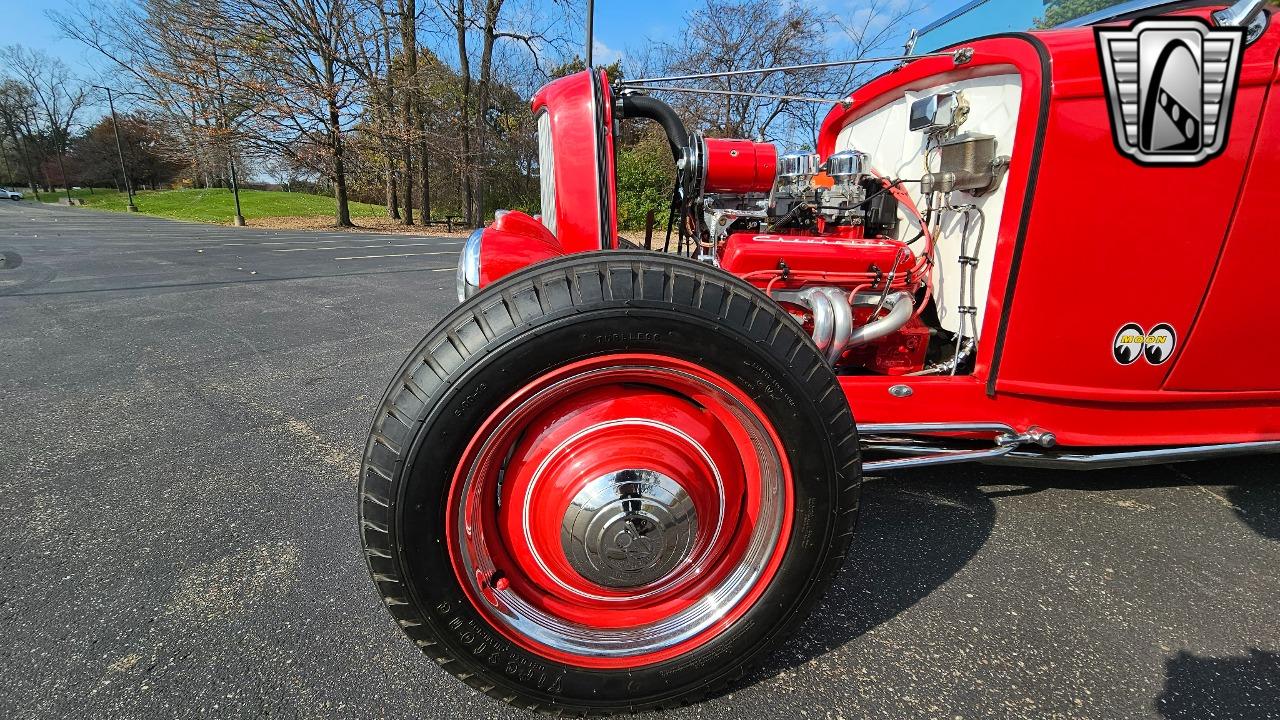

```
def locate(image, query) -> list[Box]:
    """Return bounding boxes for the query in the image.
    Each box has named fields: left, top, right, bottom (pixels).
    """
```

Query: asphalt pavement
left=2, top=202, right=1278, bottom=719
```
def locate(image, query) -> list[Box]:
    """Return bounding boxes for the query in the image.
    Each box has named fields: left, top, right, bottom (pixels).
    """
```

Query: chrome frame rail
left=857, top=422, right=1280, bottom=472
left=858, top=422, right=1049, bottom=472
left=986, top=441, right=1280, bottom=470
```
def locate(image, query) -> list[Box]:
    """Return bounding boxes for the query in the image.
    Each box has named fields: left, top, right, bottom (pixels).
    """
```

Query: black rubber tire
left=359, top=251, right=860, bottom=714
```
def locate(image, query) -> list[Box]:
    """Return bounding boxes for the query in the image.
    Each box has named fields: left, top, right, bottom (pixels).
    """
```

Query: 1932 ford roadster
left=359, top=0, right=1280, bottom=712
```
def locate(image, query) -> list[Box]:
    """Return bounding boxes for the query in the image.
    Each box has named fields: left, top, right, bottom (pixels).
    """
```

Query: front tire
left=360, top=252, right=860, bottom=713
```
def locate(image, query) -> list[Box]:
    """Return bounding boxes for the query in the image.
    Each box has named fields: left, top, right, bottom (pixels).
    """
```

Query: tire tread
left=359, top=252, right=860, bottom=715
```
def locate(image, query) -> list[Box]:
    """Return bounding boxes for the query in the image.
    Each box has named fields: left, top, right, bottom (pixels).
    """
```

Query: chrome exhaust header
left=789, top=287, right=915, bottom=365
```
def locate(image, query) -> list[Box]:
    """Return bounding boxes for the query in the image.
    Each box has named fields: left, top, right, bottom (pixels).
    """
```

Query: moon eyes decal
left=1113, top=323, right=1146, bottom=365
left=1142, top=323, right=1177, bottom=365
left=1113, top=323, right=1178, bottom=366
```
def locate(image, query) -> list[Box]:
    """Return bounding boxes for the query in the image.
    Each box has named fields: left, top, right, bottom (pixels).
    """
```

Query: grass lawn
left=26, top=188, right=385, bottom=224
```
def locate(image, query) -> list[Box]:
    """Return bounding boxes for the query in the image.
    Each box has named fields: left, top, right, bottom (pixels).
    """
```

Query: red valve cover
left=719, top=232, right=907, bottom=281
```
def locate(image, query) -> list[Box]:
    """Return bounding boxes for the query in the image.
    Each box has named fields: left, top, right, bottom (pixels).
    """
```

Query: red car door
left=1165, top=14, right=1280, bottom=391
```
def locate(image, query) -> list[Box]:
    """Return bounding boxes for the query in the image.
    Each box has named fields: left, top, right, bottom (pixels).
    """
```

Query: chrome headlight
left=456, top=229, right=483, bottom=302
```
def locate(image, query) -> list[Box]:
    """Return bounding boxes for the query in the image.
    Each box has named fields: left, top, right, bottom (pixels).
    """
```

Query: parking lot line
left=274, top=242, right=454, bottom=252
left=224, top=238, right=462, bottom=247
left=333, top=251, right=459, bottom=260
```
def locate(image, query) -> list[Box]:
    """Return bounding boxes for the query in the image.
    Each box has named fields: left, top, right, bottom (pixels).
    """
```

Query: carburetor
left=770, top=149, right=878, bottom=229
left=771, top=151, right=821, bottom=218
left=820, top=150, right=869, bottom=223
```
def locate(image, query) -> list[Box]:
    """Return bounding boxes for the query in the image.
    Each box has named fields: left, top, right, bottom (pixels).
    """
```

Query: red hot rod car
left=359, top=0, right=1279, bottom=712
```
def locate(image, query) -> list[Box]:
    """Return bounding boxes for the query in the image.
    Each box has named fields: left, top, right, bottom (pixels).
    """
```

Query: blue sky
left=588, top=0, right=1036, bottom=65
left=0, top=1, right=99, bottom=74
left=3, top=0, right=1042, bottom=76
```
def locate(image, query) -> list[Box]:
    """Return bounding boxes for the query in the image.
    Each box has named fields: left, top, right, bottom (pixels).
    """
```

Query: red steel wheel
left=360, top=253, right=860, bottom=714
left=447, top=354, right=792, bottom=667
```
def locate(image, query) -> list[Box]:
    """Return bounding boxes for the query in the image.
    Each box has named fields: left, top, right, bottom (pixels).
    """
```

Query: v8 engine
left=617, top=89, right=998, bottom=377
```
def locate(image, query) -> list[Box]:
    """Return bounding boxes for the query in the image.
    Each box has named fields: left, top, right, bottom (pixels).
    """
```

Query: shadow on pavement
left=751, top=455, right=1280, bottom=682
left=968, top=455, right=1280, bottom=543
left=756, top=468, right=997, bottom=676
left=1156, top=649, right=1280, bottom=720
left=1221, top=458, right=1280, bottom=542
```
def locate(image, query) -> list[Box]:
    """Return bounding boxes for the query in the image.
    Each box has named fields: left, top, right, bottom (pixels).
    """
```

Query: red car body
left=475, top=4, right=1280, bottom=452
left=361, top=2, right=1280, bottom=710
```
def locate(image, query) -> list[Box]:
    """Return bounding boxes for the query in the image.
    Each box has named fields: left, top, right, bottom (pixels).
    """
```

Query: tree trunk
left=332, top=135, right=351, bottom=226
left=453, top=0, right=473, bottom=226
left=334, top=156, right=351, bottom=226
left=12, top=133, right=39, bottom=199
left=56, top=152, right=71, bottom=201
left=0, top=143, right=12, bottom=184
left=380, top=5, right=400, bottom=221
left=400, top=105, right=414, bottom=224
left=399, top=0, right=417, bottom=225
left=326, top=58, right=352, bottom=227
left=474, top=0, right=504, bottom=228
left=386, top=155, right=400, bottom=219
left=418, top=125, right=429, bottom=220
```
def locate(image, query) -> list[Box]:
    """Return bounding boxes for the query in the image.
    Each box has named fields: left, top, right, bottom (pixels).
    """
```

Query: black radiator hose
left=615, top=94, right=688, bottom=160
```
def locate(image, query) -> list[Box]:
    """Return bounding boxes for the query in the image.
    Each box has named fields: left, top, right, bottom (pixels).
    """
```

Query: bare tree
left=226, top=0, right=362, bottom=226
left=345, top=0, right=404, bottom=220
left=0, top=80, right=42, bottom=197
left=789, top=0, right=924, bottom=146
left=54, top=0, right=255, bottom=210
left=430, top=0, right=573, bottom=225
left=2, top=46, right=90, bottom=201
left=653, top=0, right=920, bottom=147
left=654, top=0, right=828, bottom=141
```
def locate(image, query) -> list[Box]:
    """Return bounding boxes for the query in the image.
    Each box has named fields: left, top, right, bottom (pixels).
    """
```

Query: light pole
left=228, top=147, right=244, bottom=226
left=95, top=86, right=138, bottom=212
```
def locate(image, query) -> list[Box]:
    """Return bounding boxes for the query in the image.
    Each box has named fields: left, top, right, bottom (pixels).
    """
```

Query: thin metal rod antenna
left=623, top=50, right=962, bottom=86
left=625, top=85, right=852, bottom=107
left=584, top=0, right=594, bottom=68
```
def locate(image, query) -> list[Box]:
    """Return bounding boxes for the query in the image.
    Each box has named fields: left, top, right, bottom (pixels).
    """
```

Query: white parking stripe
left=224, top=239, right=351, bottom=246
left=224, top=238, right=462, bottom=247
left=332, top=251, right=458, bottom=260
left=274, top=242, right=456, bottom=252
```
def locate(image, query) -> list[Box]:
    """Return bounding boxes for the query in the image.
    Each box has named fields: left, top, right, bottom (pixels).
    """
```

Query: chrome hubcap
left=561, top=469, right=697, bottom=588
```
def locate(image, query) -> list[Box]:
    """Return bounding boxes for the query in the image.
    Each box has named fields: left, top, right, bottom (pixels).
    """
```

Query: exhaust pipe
left=848, top=291, right=914, bottom=347
left=797, top=287, right=834, bottom=356
left=795, top=288, right=915, bottom=364
left=818, top=287, right=852, bottom=364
